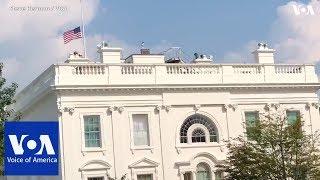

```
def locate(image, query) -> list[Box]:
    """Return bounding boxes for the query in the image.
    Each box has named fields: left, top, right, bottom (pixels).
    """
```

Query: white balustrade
left=232, top=65, right=262, bottom=74
left=30, top=63, right=317, bottom=87
left=121, top=65, right=154, bottom=75
left=74, top=65, right=105, bottom=75
left=166, top=65, right=220, bottom=75
left=14, top=63, right=318, bottom=114
left=274, top=65, right=303, bottom=74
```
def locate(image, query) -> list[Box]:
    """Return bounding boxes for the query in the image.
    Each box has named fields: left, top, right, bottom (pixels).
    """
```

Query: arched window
left=196, top=163, right=211, bottom=180
left=192, top=128, right=206, bottom=143
left=180, top=114, right=218, bottom=143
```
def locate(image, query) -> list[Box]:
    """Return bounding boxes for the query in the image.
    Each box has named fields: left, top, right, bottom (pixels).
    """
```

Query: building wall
left=55, top=88, right=320, bottom=180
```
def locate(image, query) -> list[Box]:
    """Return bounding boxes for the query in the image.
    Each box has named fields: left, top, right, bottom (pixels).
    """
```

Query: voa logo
left=292, top=4, right=315, bottom=15
left=4, top=121, right=59, bottom=176
left=9, top=135, right=55, bottom=155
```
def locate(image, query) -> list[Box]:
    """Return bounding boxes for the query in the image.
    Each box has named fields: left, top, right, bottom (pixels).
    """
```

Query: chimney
left=97, top=41, right=122, bottom=64
left=252, top=43, right=275, bottom=64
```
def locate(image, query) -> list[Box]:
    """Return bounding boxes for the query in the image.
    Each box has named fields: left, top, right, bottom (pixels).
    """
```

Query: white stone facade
left=11, top=43, right=320, bottom=180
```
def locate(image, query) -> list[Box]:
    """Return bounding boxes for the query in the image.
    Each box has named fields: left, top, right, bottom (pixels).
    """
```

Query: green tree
left=0, top=66, right=18, bottom=175
left=220, top=112, right=320, bottom=180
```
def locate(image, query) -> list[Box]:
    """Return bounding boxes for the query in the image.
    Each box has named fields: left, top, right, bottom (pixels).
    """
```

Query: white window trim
left=286, top=108, right=303, bottom=119
left=133, top=169, right=157, bottom=180
left=175, top=111, right=223, bottom=151
left=187, top=124, right=210, bottom=144
left=241, top=109, right=262, bottom=138
left=83, top=174, right=107, bottom=180
left=128, top=111, right=154, bottom=152
left=285, top=107, right=304, bottom=129
left=80, top=112, right=106, bottom=154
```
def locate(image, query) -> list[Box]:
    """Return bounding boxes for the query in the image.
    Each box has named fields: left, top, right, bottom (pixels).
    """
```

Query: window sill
left=130, top=146, right=154, bottom=154
left=81, top=148, right=106, bottom=155
left=176, top=142, right=222, bottom=149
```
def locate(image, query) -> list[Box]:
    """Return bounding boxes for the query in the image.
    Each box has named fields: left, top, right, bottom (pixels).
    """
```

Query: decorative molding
left=64, top=107, right=75, bottom=115
left=223, top=104, right=229, bottom=111
left=155, top=105, right=161, bottom=112
left=57, top=105, right=63, bottom=114
left=117, top=106, right=125, bottom=113
left=228, top=104, right=238, bottom=111
left=163, top=105, right=171, bottom=112
left=312, top=102, right=320, bottom=109
left=264, top=103, right=272, bottom=110
left=272, top=103, right=281, bottom=110
left=193, top=104, right=201, bottom=111
left=107, top=106, right=124, bottom=113
left=107, top=106, right=116, bottom=113
left=128, top=158, right=159, bottom=168
left=306, top=102, right=312, bottom=110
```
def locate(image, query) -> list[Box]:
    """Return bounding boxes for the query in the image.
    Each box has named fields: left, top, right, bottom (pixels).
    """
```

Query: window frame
left=84, top=115, right=102, bottom=148
left=176, top=112, right=222, bottom=150
left=80, top=112, right=106, bottom=153
left=82, top=174, right=107, bottom=180
left=286, top=110, right=301, bottom=125
left=191, top=128, right=206, bottom=143
left=137, top=173, right=154, bottom=180
left=244, top=111, right=259, bottom=127
left=132, top=114, right=151, bottom=146
left=180, top=114, right=219, bottom=144
left=87, top=177, right=105, bottom=180
left=241, top=109, right=262, bottom=140
left=187, top=124, right=211, bottom=144
left=244, top=111, right=260, bottom=139
left=128, top=111, right=153, bottom=151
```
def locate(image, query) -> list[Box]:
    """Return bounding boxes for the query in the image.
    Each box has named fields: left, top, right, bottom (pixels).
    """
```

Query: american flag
left=63, top=26, right=82, bottom=44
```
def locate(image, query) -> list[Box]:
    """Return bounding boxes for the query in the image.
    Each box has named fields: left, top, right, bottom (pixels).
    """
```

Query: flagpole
left=80, top=0, right=87, bottom=58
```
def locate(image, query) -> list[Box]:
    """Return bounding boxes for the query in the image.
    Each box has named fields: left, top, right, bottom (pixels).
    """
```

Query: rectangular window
left=245, top=111, right=259, bottom=139
left=132, top=114, right=150, bottom=146
left=84, top=115, right=101, bottom=148
left=287, top=110, right=300, bottom=125
left=137, top=174, right=153, bottom=180
left=245, top=111, right=259, bottom=127
left=88, top=177, right=104, bottom=180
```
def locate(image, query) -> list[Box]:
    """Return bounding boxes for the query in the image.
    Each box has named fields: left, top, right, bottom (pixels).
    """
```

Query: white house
left=11, top=42, right=320, bottom=180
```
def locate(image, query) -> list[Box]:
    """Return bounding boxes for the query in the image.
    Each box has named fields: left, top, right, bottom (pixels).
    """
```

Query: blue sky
left=0, top=0, right=319, bottom=87
left=88, top=0, right=292, bottom=60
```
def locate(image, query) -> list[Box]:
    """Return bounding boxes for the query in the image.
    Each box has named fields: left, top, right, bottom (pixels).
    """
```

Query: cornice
left=53, top=83, right=320, bottom=91
left=15, top=83, right=320, bottom=114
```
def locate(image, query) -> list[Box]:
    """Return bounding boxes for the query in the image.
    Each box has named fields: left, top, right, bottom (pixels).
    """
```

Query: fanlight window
left=180, top=114, right=218, bottom=143
left=192, top=128, right=206, bottom=143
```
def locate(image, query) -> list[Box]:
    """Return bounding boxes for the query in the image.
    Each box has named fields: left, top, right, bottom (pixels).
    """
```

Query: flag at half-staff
left=63, top=26, right=82, bottom=44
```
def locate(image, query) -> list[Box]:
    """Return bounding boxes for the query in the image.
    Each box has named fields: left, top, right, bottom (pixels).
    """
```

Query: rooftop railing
left=13, top=63, right=319, bottom=112
left=55, top=63, right=318, bottom=86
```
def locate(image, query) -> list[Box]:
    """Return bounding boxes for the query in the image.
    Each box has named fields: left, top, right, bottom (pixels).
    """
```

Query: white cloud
left=271, top=1, right=320, bottom=63
left=0, top=0, right=100, bottom=88
left=223, top=40, right=258, bottom=63
left=225, top=1, right=320, bottom=64
left=0, top=0, right=175, bottom=89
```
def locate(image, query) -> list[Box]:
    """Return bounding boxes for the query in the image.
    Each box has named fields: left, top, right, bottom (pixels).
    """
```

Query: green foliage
left=0, top=77, right=18, bottom=175
left=220, top=112, right=320, bottom=180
